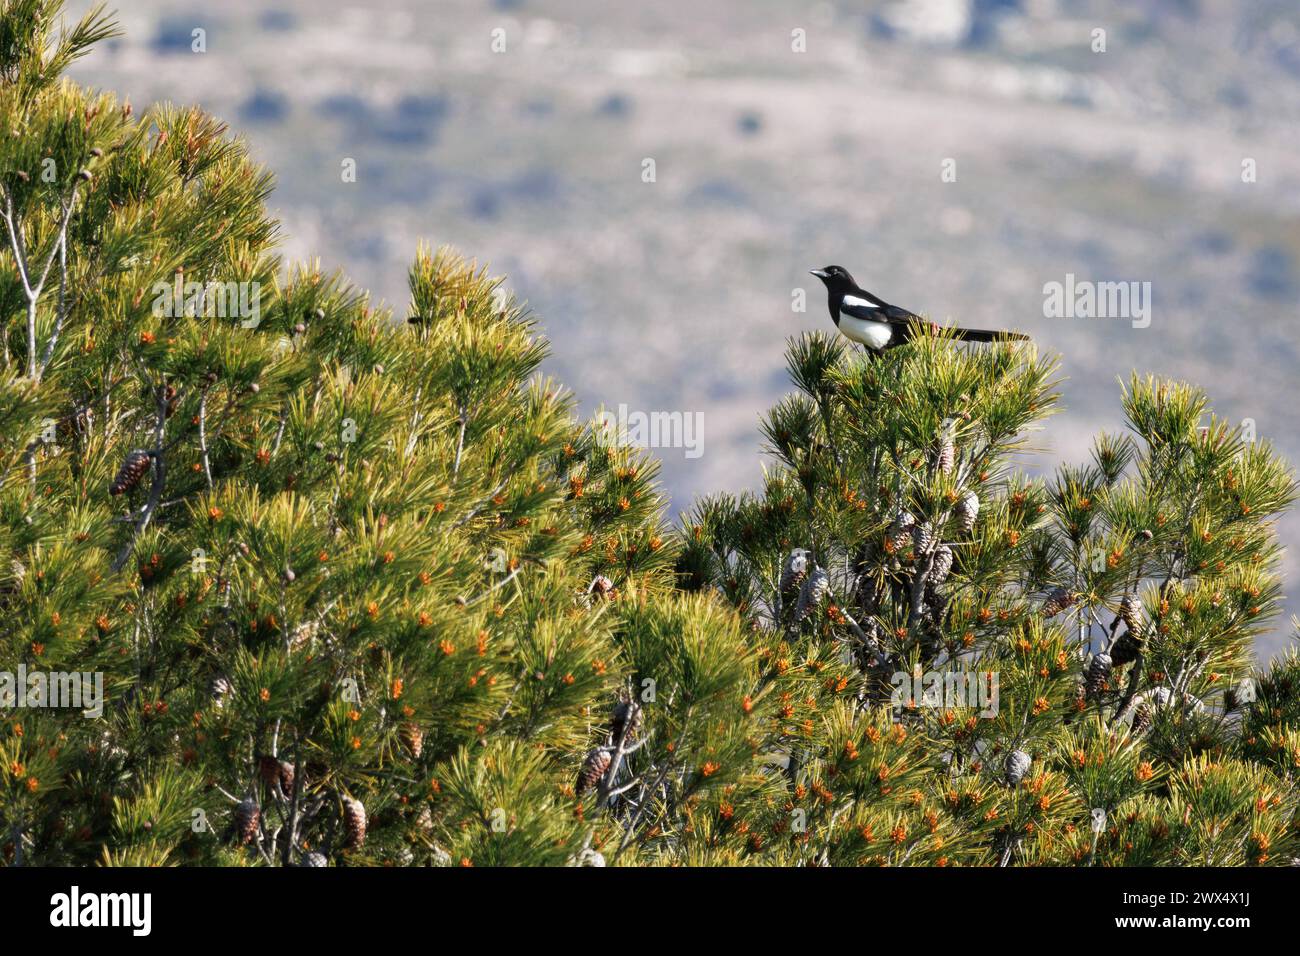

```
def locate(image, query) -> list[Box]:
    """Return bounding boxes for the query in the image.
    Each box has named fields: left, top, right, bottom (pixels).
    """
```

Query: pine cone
left=779, top=548, right=810, bottom=598
left=1085, top=653, right=1112, bottom=700
left=400, top=721, right=424, bottom=759
left=1109, top=627, right=1144, bottom=668
left=932, top=421, right=956, bottom=476
left=258, top=755, right=293, bottom=797
left=575, top=747, right=611, bottom=797
left=342, top=796, right=367, bottom=849
left=1118, top=594, right=1143, bottom=636
left=1138, top=686, right=1180, bottom=728
left=1130, top=701, right=1152, bottom=736
left=911, top=521, right=935, bottom=555
left=923, top=585, right=947, bottom=623
left=160, top=383, right=179, bottom=418
left=954, top=491, right=979, bottom=536
left=1004, top=749, right=1032, bottom=786
left=299, top=851, right=328, bottom=867
left=794, top=565, right=830, bottom=623
left=257, top=754, right=278, bottom=788
left=233, top=797, right=260, bottom=846
left=928, top=544, right=953, bottom=586
left=886, top=511, right=916, bottom=554
left=109, top=449, right=152, bottom=496
left=1041, top=587, right=1075, bottom=619
left=610, top=698, right=642, bottom=747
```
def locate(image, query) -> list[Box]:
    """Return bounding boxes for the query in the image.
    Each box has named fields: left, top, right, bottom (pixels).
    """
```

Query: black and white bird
left=809, top=266, right=1029, bottom=351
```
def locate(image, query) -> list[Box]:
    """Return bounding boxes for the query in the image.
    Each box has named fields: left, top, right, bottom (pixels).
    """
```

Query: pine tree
left=0, top=3, right=678, bottom=867
left=675, top=329, right=1300, bottom=866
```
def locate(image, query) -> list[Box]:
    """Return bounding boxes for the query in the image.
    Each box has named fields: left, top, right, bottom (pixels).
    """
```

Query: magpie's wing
left=840, top=292, right=920, bottom=325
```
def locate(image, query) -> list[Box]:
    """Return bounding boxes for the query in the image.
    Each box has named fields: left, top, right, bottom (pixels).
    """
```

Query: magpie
left=809, top=265, right=1029, bottom=351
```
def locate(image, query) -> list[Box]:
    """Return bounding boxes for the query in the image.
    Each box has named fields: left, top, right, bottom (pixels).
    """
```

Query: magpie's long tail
left=948, top=326, right=1030, bottom=343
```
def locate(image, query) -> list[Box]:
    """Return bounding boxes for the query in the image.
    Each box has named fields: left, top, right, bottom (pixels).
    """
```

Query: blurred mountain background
left=65, top=0, right=1300, bottom=656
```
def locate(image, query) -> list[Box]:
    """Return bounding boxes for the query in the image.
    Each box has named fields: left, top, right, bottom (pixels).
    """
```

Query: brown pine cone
left=258, top=755, right=294, bottom=798
left=1130, top=702, right=1152, bottom=736
left=233, top=797, right=260, bottom=846
left=1041, top=587, right=1075, bottom=619
left=342, top=796, right=367, bottom=848
left=1118, top=594, right=1143, bottom=636
left=610, top=698, right=642, bottom=747
left=932, top=422, right=956, bottom=476
left=886, top=511, right=916, bottom=554
left=109, top=449, right=152, bottom=496
left=257, top=754, right=280, bottom=789
left=257, top=754, right=279, bottom=787
left=575, top=747, right=611, bottom=797
left=400, top=721, right=424, bottom=759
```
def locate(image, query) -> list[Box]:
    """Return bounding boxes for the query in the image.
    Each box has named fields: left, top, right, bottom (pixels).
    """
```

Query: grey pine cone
left=1085, top=652, right=1113, bottom=699
left=1004, top=749, right=1032, bottom=786
left=928, top=544, right=953, bottom=586
left=794, top=565, right=830, bottom=623
left=886, top=510, right=916, bottom=554
left=912, top=521, right=936, bottom=555
left=954, top=491, right=979, bottom=536
left=233, top=797, right=260, bottom=846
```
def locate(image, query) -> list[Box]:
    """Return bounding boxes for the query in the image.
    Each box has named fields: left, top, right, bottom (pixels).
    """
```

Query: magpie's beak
left=809, top=269, right=828, bottom=279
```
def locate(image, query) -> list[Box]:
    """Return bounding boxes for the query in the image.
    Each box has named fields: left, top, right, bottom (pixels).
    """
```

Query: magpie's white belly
left=838, top=313, right=894, bottom=350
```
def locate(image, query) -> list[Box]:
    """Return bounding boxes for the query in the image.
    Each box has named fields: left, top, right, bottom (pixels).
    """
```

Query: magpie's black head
left=809, top=265, right=856, bottom=292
